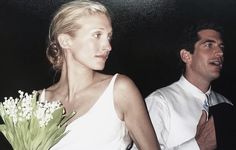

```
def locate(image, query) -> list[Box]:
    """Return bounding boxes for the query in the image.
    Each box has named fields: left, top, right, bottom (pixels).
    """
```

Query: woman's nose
left=102, top=40, right=112, bottom=52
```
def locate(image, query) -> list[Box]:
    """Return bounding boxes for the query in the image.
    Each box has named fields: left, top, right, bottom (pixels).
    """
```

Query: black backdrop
left=1, top=0, right=236, bottom=148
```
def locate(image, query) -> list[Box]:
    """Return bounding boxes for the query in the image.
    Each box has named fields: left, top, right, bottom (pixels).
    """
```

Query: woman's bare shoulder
left=114, top=74, right=142, bottom=102
left=115, top=74, right=137, bottom=90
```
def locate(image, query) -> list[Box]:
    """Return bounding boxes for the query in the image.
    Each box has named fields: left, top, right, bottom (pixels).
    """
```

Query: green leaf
left=32, top=126, right=47, bottom=149
left=38, top=126, right=67, bottom=150
left=0, top=103, right=6, bottom=122
left=47, top=107, right=64, bottom=128
left=60, top=111, right=76, bottom=127
left=50, top=129, right=69, bottom=148
left=0, top=124, right=6, bottom=132
left=0, top=91, right=77, bottom=150
left=29, top=116, right=40, bottom=142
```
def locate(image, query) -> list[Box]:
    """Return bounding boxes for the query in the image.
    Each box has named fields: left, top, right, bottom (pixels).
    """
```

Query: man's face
left=187, top=29, right=224, bottom=82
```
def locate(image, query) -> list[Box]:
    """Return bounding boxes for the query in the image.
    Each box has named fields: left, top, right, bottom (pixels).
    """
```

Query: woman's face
left=65, top=14, right=112, bottom=71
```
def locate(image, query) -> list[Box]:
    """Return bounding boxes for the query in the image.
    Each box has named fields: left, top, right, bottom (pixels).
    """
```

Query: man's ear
left=57, top=34, right=72, bottom=49
left=180, top=49, right=191, bottom=64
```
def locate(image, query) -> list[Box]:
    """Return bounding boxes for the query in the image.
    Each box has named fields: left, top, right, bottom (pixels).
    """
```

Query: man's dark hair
left=179, top=21, right=224, bottom=54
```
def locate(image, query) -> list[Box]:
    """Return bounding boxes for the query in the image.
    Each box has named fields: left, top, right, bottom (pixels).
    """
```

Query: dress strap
left=39, top=89, right=46, bottom=102
left=110, top=73, right=118, bottom=85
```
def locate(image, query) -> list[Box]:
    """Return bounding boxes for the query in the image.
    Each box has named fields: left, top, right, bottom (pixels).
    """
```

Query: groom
left=143, top=21, right=235, bottom=149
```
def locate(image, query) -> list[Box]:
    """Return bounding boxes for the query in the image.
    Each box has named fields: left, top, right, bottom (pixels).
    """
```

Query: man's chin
left=210, top=73, right=220, bottom=81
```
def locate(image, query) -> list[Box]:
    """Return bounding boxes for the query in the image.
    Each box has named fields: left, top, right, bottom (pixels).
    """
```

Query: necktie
left=203, top=94, right=210, bottom=112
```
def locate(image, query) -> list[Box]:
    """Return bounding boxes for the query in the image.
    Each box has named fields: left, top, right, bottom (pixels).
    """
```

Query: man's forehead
left=197, top=29, right=223, bottom=42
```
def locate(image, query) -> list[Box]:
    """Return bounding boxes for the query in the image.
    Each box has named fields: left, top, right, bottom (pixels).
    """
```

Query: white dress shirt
left=143, top=75, right=231, bottom=150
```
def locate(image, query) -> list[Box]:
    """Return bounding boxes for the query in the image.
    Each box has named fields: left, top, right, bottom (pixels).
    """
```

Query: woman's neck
left=57, top=63, right=97, bottom=102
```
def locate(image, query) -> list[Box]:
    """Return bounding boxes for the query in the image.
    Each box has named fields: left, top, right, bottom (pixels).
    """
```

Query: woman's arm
left=114, top=74, right=160, bottom=150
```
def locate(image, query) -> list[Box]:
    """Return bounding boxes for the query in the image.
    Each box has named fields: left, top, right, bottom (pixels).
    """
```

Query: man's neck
left=183, top=74, right=211, bottom=93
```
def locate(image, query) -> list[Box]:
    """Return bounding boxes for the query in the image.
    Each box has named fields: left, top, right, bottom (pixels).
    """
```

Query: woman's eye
left=94, top=33, right=101, bottom=38
left=107, top=36, right=112, bottom=42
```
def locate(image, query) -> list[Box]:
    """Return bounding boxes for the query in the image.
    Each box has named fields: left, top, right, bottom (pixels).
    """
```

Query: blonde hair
left=46, top=0, right=111, bottom=70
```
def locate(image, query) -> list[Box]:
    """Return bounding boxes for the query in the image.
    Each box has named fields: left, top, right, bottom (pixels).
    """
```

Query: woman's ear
left=57, top=34, right=72, bottom=49
left=180, top=49, right=191, bottom=64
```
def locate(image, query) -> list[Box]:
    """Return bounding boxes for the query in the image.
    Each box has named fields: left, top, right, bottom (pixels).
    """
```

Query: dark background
left=0, top=0, right=236, bottom=148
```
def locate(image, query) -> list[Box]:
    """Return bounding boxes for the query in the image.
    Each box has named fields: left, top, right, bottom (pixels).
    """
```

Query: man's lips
left=209, top=59, right=223, bottom=69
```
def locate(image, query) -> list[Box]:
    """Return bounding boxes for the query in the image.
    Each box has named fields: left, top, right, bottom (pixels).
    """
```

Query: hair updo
left=46, top=0, right=111, bottom=71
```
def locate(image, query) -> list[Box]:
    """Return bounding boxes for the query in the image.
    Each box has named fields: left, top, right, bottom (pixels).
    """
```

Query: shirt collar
left=179, top=75, right=212, bottom=103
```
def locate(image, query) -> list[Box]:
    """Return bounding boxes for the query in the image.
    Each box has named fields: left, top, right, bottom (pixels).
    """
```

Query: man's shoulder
left=146, top=81, right=181, bottom=100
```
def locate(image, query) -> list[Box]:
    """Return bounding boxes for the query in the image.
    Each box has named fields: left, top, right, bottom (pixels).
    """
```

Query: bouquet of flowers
left=0, top=90, right=75, bottom=150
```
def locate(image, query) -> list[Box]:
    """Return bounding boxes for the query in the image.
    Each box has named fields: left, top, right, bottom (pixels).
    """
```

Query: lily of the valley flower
left=0, top=90, right=75, bottom=150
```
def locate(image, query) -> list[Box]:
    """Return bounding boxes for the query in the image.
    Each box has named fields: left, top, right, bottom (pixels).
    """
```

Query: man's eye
left=220, top=45, right=225, bottom=51
left=205, top=43, right=213, bottom=48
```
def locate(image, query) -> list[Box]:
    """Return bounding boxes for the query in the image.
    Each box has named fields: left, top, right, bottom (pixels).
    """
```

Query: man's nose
left=215, top=46, right=224, bottom=57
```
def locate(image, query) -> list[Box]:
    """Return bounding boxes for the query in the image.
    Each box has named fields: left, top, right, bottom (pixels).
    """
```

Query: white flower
left=2, top=96, right=18, bottom=124
left=0, top=90, right=75, bottom=150
left=34, top=99, right=61, bottom=127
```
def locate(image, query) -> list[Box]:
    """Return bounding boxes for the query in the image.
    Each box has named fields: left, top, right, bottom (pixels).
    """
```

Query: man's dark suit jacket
left=209, top=103, right=236, bottom=150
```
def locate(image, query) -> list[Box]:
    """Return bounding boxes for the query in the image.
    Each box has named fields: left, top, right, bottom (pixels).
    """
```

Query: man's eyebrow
left=200, top=39, right=224, bottom=46
left=201, top=39, right=216, bottom=43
